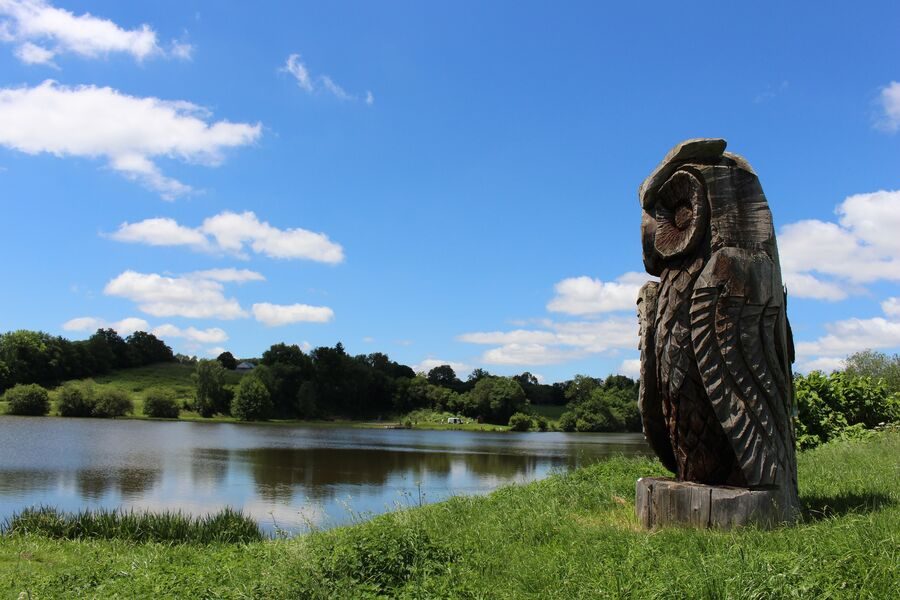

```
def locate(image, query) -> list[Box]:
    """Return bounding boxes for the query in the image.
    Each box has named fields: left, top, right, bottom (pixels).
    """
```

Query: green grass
left=3, top=507, right=262, bottom=545
left=529, top=403, right=566, bottom=420
left=1, top=432, right=897, bottom=598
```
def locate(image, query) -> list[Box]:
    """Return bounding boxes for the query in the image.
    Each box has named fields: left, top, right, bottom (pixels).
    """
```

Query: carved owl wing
left=689, top=247, right=796, bottom=488
left=637, top=281, right=677, bottom=473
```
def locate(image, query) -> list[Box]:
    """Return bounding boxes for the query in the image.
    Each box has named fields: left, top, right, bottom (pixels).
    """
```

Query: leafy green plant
left=232, top=375, right=273, bottom=421
left=2, top=383, right=50, bottom=416
left=57, top=381, right=96, bottom=417
left=508, top=412, right=534, bottom=431
left=91, top=388, right=133, bottom=418
left=142, top=387, right=180, bottom=419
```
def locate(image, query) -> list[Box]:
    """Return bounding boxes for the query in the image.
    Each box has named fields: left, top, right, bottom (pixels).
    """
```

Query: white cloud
left=0, top=80, right=261, bottom=198
left=882, top=297, right=900, bottom=318
left=111, top=217, right=209, bottom=248
left=206, top=346, right=227, bottom=357
left=201, top=211, right=344, bottom=263
left=186, top=268, right=265, bottom=283
left=460, top=316, right=637, bottom=367
left=281, top=53, right=370, bottom=103
left=780, top=190, right=900, bottom=299
left=0, top=0, right=191, bottom=64
left=412, top=359, right=473, bottom=378
left=151, top=324, right=227, bottom=344
left=62, top=316, right=148, bottom=335
left=111, top=212, right=344, bottom=263
left=14, top=39, right=52, bottom=64
left=482, top=343, right=583, bottom=366
left=795, top=317, right=900, bottom=359
left=104, top=270, right=246, bottom=319
left=617, top=359, right=641, bottom=379
left=794, top=297, right=900, bottom=372
left=547, top=271, right=647, bottom=315
left=283, top=53, right=312, bottom=92
left=251, top=302, right=334, bottom=326
left=877, top=81, right=900, bottom=132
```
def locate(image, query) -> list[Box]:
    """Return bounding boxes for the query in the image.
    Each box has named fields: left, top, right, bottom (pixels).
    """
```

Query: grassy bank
left=2, top=432, right=897, bottom=598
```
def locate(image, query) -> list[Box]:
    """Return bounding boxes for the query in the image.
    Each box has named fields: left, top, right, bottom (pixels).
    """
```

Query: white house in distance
left=235, top=361, right=256, bottom=373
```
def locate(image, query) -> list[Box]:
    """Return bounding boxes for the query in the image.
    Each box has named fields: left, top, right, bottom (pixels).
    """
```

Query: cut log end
left=635, top=477, right=798, bottom=530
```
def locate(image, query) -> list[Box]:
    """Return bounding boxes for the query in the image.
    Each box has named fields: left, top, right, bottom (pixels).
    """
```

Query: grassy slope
left=1, top=433, right=897, bottom=599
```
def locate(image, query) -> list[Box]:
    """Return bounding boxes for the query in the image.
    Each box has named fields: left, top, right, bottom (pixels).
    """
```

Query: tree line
left=0, top=329, right=173, bottom=391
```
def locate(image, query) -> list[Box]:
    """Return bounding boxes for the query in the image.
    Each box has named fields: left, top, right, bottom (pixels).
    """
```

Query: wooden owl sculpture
left=637, top=138, right=799, bottom=511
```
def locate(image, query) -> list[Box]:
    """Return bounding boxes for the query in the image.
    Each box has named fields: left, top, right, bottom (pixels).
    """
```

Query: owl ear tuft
left=639, top=138, right=726, bottom=209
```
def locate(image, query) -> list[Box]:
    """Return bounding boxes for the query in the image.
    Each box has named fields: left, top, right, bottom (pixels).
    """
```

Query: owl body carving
left=637, top=139, right=798, bottom=513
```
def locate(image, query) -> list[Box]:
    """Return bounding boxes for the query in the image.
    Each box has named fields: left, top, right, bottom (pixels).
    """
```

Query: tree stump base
left=635, top=477, right=795, bottom=529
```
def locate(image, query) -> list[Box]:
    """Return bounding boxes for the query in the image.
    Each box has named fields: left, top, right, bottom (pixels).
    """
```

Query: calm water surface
left=0, top=416, right=650, bottom=533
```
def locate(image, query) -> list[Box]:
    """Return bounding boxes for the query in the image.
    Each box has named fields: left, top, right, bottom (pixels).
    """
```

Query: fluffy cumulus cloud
left=0, top=0, right=191, bottom=65
left=459, top=316, right=637, bottom=366
left=547, top=272, right=647, bottom=315
left=110, top=211, right=344, bottom=263
left=104, top=270, right=247, bottom=319
left=779, top=190, right=900, bottom=300
left=251, top=302, right=334, bottom=326
left=0, top=80, right=260, bottom=198
left=282, top=53, right=373, bottom=104
left=795, top=297, right=900, bottom=372
left=617, top=359, right=641, bottom=379
left=151, top=324, right=228, bottom=344
left=62, top=316, right=149, bottom=335
left=877, top=81, right=900, bottom=132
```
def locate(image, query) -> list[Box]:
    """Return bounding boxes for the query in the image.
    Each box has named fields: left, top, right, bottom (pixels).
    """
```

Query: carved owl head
left=638, top=138, right=777, bottom=275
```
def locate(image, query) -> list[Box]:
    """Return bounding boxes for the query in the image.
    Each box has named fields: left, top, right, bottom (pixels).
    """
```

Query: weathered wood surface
left=635, top=477, right=795, bottom=530
left=635, top=138, right=800, bottom=523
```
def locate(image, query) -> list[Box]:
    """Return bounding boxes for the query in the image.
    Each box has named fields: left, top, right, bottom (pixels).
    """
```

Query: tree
left=143, top=388, right=181, bottom=419
left=2, top=383, right=50, bottom=416
left=508, top=412, right=534, bottom=431
left=427, top=365, right=461, bottom=390
left=232, top=375, right=273, bottom=421
left=126, top=331, right=174, bottom=366
left=844, top=349, right=900, bottom=393
left=466, top=377, right=527, bottom=424
left=216, top=351, right=238, bottom=371
left=193, top=360, right=229, bottom=417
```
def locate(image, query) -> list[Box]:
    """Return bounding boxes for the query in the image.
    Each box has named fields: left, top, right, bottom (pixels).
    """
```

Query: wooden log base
left=635, top=477, right=795, bottom=530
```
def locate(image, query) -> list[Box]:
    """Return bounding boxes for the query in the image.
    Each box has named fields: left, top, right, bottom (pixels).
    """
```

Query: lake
left=0, top=416, right=651, bottom=534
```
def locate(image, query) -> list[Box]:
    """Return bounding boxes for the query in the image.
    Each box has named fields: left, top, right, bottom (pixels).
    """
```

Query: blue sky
left=1, top=1, right=899, bottom=383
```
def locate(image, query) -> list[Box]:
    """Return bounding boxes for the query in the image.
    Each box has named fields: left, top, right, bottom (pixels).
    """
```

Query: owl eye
left=653, top=170, right=708, bottom=258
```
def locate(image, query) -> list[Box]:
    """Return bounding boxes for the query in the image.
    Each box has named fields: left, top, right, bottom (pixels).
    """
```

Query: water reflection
left=0, top=416, right=649, bottom=532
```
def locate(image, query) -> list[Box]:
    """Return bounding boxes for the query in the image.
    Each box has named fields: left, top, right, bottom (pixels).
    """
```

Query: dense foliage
left=142, top=388, right=181, bottom=419
left=2, top=383, right=50, bottom=416
left=843, top=349, right=900, bottom=393
left=231, top=374, right=273, bottom=421
left=557, top=375, right=641, bottom=432
left=793, top=370, right=899, bottom=449
left=0, top=329, right=173, bottom=392
left=91, top=388, right=133, bottom=418
left=193, top=360, right=232, bottom=417
left=56, top=381, right=96, bottom=417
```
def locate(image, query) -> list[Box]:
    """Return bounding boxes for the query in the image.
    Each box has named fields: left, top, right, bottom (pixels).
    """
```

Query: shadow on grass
left=801, top=492, right=895, bottom=521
